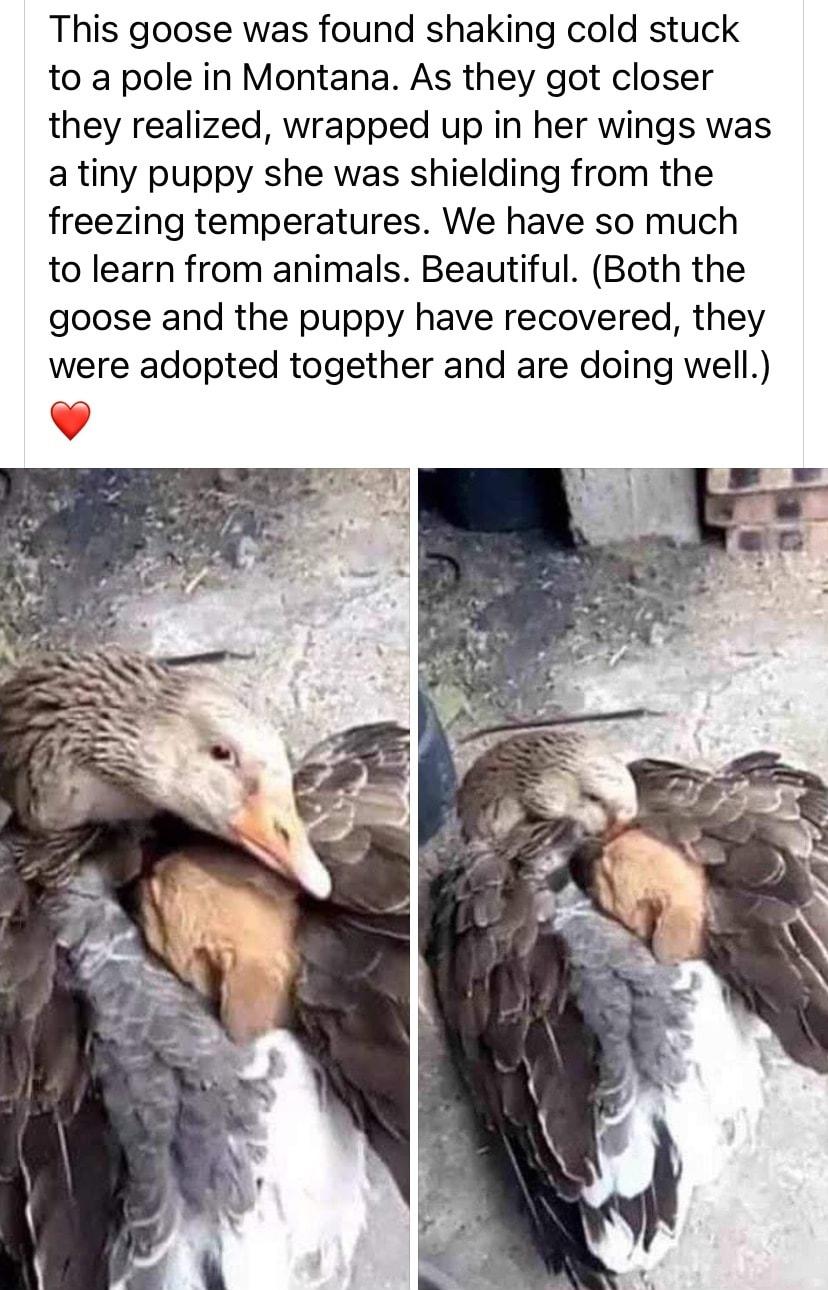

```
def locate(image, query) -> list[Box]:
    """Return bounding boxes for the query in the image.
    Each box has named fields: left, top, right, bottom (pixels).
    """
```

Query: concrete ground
left=0, top=467, right=410, bottom=1290
left=419, top=509, right=828, bottom=1290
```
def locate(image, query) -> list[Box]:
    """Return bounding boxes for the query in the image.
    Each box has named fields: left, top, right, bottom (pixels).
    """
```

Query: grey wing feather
left=44, top=866, right=273, bottom=1287
left=557, top=905, right=694, bottom=1147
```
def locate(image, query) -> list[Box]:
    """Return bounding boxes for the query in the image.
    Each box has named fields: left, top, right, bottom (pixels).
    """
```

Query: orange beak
left=230, top=788, right=332, bottom=899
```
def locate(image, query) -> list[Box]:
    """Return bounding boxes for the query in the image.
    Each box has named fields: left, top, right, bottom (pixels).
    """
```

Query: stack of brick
left=706, top=469, right=828, bottom=554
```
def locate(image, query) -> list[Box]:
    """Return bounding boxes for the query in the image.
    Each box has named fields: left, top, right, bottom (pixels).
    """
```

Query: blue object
left=418, top=689, right=456, bottom=845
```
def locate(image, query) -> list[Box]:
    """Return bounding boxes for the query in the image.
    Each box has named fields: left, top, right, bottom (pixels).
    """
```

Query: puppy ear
left=652, top=905, right=704, bottom=964
left=219, top=959, right=279, bottom=1044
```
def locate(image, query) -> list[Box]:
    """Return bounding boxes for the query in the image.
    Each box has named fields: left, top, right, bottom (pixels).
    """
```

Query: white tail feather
left=220, top=1032, right=368, bottom=1290
left=663, top=963, right=764, bottom=1188
left=161, top=1032, right=369, bottom=1290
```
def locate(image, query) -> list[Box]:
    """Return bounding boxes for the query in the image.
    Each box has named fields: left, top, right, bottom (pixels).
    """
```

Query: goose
left=428, top=726, right=828, bottom=1288
left=0, top=648, right=409, bottom=1289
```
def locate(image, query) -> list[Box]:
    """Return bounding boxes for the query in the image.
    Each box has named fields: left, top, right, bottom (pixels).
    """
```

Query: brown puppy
left=138, top=845, right=300, bottom=1043
left=589, top=827, right=707, bottom=963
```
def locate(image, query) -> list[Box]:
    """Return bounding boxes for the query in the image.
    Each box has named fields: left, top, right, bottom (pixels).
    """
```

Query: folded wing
left=294, top=723, right=410, bottom=1200
left=429, top=818, right=705, bottom=1290
left=632, top=752, right=828, bottom=1070
left=0, top=837, right=115, bottom=1290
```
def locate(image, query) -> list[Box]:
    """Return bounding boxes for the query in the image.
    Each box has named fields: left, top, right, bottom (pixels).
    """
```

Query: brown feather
left=296, top=722, right=409, bottom=915
left=294, top=723, right=410, bottom=1200
left=632, top=754, right=828, bottom=1069
left=0, top=838, right=117, bottom=1288
left=19, top=1097, right=114, bottom=1290
left=429, top=835, right=617, bottom=1287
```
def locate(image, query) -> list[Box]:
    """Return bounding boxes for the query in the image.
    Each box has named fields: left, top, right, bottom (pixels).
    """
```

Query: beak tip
left=303, top=860, right=332, bottom=900
left=231, top=791, right=332, bottom=898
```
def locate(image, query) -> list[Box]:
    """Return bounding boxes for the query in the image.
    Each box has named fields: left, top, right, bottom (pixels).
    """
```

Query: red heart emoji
left=51, top=401, right=91, bottom=440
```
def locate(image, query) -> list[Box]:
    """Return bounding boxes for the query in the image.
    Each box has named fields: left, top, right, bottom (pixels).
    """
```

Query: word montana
left=243, top=64, right=391, bottom=91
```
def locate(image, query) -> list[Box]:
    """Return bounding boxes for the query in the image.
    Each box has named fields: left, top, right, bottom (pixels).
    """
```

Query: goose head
left=531, top=746, right=638, bottom=837
left=459, top=729, right=638, bottom=843
left=0, top=649, right=332, bottom=899
left=133, top=678, right=332, bottom=899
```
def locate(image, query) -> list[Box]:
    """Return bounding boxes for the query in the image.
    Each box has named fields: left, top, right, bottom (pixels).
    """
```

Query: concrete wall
left=562, top=468, right=701, bottom=545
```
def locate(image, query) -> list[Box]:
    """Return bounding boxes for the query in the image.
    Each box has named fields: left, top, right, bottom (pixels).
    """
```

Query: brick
left=707, top=468, right=828, bottom=496
left=726, top=521, right=828, bottom=556
left=706, top=486, right=828, bottom=527
left=805, top=522, right=828, bottom=556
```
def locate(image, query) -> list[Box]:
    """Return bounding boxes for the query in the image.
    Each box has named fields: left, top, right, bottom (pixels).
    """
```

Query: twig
left=458, top=708, right=665, bottom=745
left=159, top=650, right=255, bottom=667
left=184, top=566, right=209, bottom=596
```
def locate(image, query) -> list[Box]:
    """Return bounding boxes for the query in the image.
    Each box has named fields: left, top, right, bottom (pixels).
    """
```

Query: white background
left=2, top=1, right=822, bottom=466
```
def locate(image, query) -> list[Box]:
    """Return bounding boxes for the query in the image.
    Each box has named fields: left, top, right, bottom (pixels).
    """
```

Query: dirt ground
left=0, top=467, right=410, bottom=1290
left=419, top=506, right=828, bottom=1290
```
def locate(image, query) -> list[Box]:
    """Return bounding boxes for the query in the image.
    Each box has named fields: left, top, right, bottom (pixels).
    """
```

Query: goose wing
left=0, top=836, right=115, bottom=1290
left=293, top=723, right=410, bottom=1200
left=45, top=864, right=275, bottom=1290
left=429, top=830, right=606, bottom=1288
left=0, top=836, right=278, bottom=1290
left=631, top=752, right=828, bottom=1070
left=429, top=819, right=696, bottom=1290
left=294, top=722, right=409, bottom=914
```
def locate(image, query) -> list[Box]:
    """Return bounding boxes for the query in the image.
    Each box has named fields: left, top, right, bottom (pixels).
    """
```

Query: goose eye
left=210, top=743, right=236, bottom=765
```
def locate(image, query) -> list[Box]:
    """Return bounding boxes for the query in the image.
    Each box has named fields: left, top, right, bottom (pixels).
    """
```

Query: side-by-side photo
left=419, top=468, right=828, bottom=1290
left=0, top=468, right=410, bottom=1290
